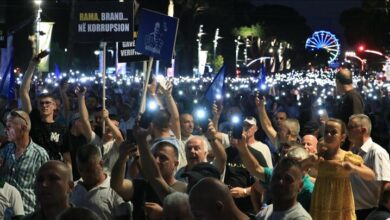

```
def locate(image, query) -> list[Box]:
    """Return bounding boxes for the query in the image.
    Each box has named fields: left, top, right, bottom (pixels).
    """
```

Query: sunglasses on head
left=10, top=110, right=28, bottom=125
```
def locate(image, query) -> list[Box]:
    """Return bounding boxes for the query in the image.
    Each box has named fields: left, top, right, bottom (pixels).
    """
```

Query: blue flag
left=204, top=64, right=226, bottom=102
left=0, top=35, right=15, bottom=101
left=256, top=63, right=266, bottom=91
left=54, top=63, right=61, bottom=80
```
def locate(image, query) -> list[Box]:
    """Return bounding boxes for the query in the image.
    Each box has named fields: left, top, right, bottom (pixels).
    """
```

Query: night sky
left=252, top=0, right=362, bottom=36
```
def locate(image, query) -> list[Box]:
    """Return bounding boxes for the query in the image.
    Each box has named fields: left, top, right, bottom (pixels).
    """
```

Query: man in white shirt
left=70, top=144, right=124, bottom=220
left=244, top=117, right=273, bottom=168
left=348, top=114, right=390, bottom=220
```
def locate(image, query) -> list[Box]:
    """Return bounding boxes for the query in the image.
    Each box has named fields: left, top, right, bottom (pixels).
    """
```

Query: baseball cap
left=151, top=137, right=181, bottom=156
left=244, top=117, right=257, bottom=125
left=181, top=162, right=220, bottom=182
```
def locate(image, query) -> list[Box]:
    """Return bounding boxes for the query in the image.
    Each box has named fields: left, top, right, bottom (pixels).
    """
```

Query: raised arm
left=211, top=102, right=222, bottom=132
left=343, top=161, right=375, bottom=181
left=206, top=121, right=227, bottom=174
left=59, top=79, right=70, bottom=122
left=236, top=134, right=266, bottom=181
left=255, top=95, right=277, bottom=146
left=20, top=57, right=39, bottom=113
left=134, top=126, right=173, bottom=201
left=75, top=87, right=93, bottom=141
left=102, top=108, right=124, bottom=145
left=110, top=141, right=136, bottom=201
left=160, top=80, right=180, bottom=139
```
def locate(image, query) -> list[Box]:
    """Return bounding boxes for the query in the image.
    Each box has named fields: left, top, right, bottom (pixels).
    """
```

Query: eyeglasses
left=10, top=110, right=28, bottom=126
left=40, top=101, right=53, bottom=106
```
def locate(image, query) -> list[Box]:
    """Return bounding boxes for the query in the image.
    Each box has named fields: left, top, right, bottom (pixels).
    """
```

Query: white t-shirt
left=70, top=175, right=124, bottom=220
left=0, top=182, right=24, bottom=218
left=90, top=132, right=119, bottom=175
left=351, top=138, right=390, bottom=209
left=250, top=141, right=273, bottom=168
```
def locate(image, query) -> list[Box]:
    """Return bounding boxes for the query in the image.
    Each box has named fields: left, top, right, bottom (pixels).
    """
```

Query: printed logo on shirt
left=50, top=132, right=60, bottom=143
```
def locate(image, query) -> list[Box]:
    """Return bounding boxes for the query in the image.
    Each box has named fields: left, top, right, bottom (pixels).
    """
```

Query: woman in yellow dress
left=306, top=118, right=375, bottom=220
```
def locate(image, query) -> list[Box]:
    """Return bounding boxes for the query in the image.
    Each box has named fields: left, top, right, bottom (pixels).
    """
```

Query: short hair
left=274, top=157, right=304, bottom=179
left=7, top=110, right=31, bottom=131
left=154, top=141, right=178, bottom=159
left=336, top=68, right=353, bottom=85
left=76, top=144, right=102, bottom=164
left=284, top=118, right=300, bottom=137
left=327, top=118, right=347, bottom=135
left=349, top=114, right=372, bottom=135
left=284, top=144, right=309, bottom=161
left=186, top=135, right=208, bottom=152
left=152, top=109, right=171, bottom=130
left=38, top=93, right=56, bottom=101
left=163, top=192, right=189, bottom=210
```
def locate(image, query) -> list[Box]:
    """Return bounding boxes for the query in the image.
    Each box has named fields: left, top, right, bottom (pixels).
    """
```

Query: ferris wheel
left=305, top=30, right=340, bottom=64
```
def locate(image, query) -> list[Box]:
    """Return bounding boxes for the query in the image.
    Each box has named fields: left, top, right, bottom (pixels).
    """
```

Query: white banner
left=38, top=22, right=54, bottom=72
left=198, top=50, right=208, bottom=75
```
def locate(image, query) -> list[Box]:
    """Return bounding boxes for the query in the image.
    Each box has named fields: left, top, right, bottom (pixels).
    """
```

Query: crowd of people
left=1, top=54, right=390, bottom=220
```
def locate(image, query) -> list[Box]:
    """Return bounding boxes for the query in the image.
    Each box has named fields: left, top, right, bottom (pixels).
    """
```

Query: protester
left=0, top=110, right=49, bottom=214
left=0, top=180, right=24, bottom=219
left=24, top=160, right=73, bottom=220
left=255, top=157, right=312, bottom=220
left=306, top=118, right=375, bottom=219
left=70, top=144, right=124, bottom=220
left=348, top=114, right=390, bottom=219
left=20, top=56, right=70, bottom=167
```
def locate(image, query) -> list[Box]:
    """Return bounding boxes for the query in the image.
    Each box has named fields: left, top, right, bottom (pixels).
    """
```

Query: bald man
left=302, top=135, right=318, bottom=154
left=189, top=177, right=254, bottom=220
left=335, top=68, right=364, bottom=124
left=24, top=161, right=74, bottom=220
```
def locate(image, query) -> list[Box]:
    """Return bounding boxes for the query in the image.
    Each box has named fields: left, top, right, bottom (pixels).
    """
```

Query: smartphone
left=126, top=129, right=136, bottom=144
left=37, top=50, right=50, bottom=59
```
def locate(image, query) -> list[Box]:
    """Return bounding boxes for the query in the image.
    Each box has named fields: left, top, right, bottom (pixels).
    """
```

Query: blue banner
left=135, top=9, right=179, bottom=62
left=0, top=35, right=15, bottom=101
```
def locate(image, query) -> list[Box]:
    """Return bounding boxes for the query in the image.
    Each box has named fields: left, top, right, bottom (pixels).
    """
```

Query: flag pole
left=102, top=41, right=107, bottom=136
left=139, top=56, right=154, bottom=115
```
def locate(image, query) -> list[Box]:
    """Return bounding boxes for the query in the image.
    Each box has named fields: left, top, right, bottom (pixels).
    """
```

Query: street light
left=345, top=51, right=366, bottom=71
left=197, top=25, right=206, bottom=75
left=235, top=36, right=243, bottom=68
left=213, top=28, right=222, bottom=72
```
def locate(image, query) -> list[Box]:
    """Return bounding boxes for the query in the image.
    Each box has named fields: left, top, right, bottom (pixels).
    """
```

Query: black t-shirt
left=224, top=146, right=268, bottom=215
left=131, top=178, right=186, bottom=220
left=63, top=130, right=87, bottom=180
left=337, top=89, right=364, bottom=124
left=29, top=109, right=68, bottom=160
left=131, top=179, right=161, bottom=220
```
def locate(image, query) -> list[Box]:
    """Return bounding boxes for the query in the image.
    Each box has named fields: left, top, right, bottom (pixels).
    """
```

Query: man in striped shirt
left=0, top=110, right=49, bottom=214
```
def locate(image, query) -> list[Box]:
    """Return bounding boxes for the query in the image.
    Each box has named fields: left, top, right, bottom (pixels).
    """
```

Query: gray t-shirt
left=256, top=203, right=312, bottom=220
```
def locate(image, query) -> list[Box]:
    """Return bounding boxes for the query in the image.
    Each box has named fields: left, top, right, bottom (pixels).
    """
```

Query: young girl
left=307, top=118, right=375, bottom=220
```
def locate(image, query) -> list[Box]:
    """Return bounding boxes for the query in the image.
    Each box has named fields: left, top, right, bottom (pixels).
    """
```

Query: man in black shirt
left=20, top=56, right=71, bottom=168
left=335, top=68, right=364, bottom=124
left=224, top=136, right=268, bottom=215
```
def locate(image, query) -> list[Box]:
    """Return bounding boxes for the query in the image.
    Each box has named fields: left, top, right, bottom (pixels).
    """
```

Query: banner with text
left=135, top=9, right=179, bottom=62
left=0, top=24, right=6, bottom=48
left=118, top=40, right=149, bottom=62
left=73, top=2, right=133, bottom=43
